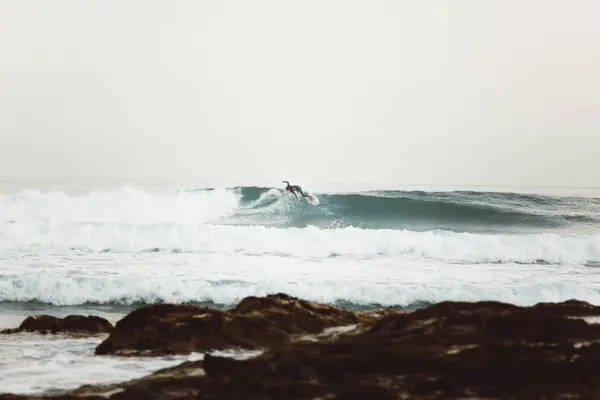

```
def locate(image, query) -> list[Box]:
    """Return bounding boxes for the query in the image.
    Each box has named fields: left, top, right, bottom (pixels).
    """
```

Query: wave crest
left=2, top=186, right=599, bottom=231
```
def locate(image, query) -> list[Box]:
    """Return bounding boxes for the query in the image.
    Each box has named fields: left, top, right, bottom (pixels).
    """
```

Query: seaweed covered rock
left=1, top=315, right=112, bottom=335
left=197, top=299, right=600, bottom=399
left=95, top=293, right=365, bottom=356
left=8, top=298, right=600, bottom=399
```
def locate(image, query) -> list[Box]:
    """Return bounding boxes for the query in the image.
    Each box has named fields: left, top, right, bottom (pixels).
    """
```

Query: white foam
left=2, top=251, right=600, bottom=307
left=1, top=220, right=599, bottom=264
left=0, top=187, right=241, bottom=225
left=1, top=188, right=598, bottom=265
left=1, top=188, right=600, bottom=308
left=0, top=332, right=260, bottom=395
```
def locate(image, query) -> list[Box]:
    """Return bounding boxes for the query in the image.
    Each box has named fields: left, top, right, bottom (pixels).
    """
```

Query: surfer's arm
left=297, top=187, right=309, bottom=197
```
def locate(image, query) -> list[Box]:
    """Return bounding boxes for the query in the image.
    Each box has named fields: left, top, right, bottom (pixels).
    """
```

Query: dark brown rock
left=532, top=298, right=600, bottom=316
left=0, top=395, right=104, bottom=400
left=193, top=298, right=600, bottom=399
left=6, top=298, right=600, bottom=399
left=95, top=293, right=365, bottom=356
left=1, top=315, right=112, bottom=335
left=113, top=298, right=600, bottom=399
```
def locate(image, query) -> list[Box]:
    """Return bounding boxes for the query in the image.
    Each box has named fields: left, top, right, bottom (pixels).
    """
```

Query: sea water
left=1, top=179, right=600, bottom=395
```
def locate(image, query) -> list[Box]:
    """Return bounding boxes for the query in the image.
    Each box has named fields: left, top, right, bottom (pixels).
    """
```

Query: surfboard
left=306, top=194, right=320, bottom=206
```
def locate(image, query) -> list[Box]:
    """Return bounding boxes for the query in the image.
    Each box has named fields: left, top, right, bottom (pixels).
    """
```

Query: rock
left=0, top=396, right=103, bottom=400
left=532, top=298, right=600, bottom=316
left=95, top=293, right=365, bottom=356
left=109, top=298, right=600, bottom=399
left=6, top=298, right=600, bottom=399
left=194, top=298, right=600, bottom=399
left=1, top=315, right=113, bottom=335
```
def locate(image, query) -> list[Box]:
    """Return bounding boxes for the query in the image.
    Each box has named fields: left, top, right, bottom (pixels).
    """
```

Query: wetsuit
left=283, top=181, right=309, bottom=199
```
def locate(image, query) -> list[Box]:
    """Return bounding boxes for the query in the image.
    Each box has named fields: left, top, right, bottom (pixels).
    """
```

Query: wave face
left=214, top=186, right=600, bottom=232
left=1, top=186, right=600, bottom=308
left=2, top=186, right=599, bottom=232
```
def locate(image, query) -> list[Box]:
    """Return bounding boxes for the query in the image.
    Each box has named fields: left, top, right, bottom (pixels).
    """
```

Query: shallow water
left=0, top=331, right=260, bottom=395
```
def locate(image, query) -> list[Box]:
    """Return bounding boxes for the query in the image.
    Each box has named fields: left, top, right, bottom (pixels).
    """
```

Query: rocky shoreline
left=3, top=294, right=600, bottom=399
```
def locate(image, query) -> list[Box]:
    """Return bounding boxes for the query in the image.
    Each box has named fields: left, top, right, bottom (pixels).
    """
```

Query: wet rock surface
left=1, top=315, right=113, bottom=335
left=5, top=297, right=600, bottom=399
left=95, top=293, right=367, bottom=356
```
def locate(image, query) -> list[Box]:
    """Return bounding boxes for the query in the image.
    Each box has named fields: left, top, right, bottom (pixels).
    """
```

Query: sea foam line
left=1, top=223, right=599, bottom=265
left=2, top=269, right=600, bottom=307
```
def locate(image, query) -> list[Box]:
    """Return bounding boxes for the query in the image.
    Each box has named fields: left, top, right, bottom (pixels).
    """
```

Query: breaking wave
left=1, top=185, right=599, bottom=308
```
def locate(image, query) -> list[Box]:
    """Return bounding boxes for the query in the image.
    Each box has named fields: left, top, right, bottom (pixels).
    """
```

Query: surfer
left=282, top=181, right=310, bottom=199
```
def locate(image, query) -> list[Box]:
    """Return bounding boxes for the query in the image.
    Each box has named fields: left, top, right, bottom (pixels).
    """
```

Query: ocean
left=1, top=179, right=600, bottom=395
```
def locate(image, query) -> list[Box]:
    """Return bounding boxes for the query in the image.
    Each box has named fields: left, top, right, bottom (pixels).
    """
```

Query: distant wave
left=2, top=186, right=599, bottom=310
left=212, top=186, right=600, bottom=231
left=2, top=186, right=598, bottom=232
left=0, top=186, right=598, bottom=264
left=1, top=216, right=600, bottom=263
left=3, top=270, right=600, bottom=308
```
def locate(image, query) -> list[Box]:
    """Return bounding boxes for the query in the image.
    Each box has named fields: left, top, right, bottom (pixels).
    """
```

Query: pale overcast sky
left=0, top=0, right=599, bottom=189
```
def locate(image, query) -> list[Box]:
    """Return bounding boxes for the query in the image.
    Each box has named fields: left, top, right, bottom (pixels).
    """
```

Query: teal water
left=195, top=186, right=600, bottom=233
left=1, top=182, right=600, bottom=395
left=0, top=184, right=599, bottom=309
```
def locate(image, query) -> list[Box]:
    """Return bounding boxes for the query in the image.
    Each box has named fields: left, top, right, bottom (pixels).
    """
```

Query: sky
left=0, top=0, right=599, bottom=190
